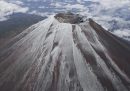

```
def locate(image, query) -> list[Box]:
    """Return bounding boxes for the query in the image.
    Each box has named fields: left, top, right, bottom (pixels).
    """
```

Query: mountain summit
left=0, top=13, right=130, bottom=91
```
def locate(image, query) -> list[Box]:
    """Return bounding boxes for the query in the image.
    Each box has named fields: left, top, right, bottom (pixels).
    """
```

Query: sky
left=0, top=0, right=130, bottom=41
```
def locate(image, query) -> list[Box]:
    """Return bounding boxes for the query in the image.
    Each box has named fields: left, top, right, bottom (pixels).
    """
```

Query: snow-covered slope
left=0, top=13, right=130, bottom=91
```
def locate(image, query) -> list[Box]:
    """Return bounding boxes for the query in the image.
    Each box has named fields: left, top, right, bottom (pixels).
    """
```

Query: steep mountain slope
left=0, top=13, right=130, bottom=91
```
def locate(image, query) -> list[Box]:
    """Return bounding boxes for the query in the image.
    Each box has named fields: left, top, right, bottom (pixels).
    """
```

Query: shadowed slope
left=0, top=14, right=130, bottom=91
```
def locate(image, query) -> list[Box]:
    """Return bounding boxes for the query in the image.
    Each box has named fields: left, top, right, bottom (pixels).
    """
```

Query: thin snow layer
left=0, top=16, right=130, bottom=91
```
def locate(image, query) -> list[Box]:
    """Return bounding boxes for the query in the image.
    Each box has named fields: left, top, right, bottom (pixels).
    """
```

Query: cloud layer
left=0, top=0, right=28, bottom=21
left=0, top=0, right=130, bottom=41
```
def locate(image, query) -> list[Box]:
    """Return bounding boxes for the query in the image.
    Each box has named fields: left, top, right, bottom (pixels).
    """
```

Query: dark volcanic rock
left=0, top=13, right=130, bottom=91
left=55, top=12, right=84, bottom=24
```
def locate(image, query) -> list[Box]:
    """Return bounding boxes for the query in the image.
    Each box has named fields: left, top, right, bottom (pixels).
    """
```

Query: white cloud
left=112, top=29, right=130, bottom=41
left=38, top=6, right=45, bottom=9
left=0, top=0, right=28, bottom=21
left=93, top=0, right=130, bottom=9
left=29, top=10, right=55, bottom=17
left=113, top=30, right=130, bottom=37
left=64, top=4, right=86, bottom=10
left=11, top=0, right=24, bottom=5
left=50, top=2, right=62, bottom=7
